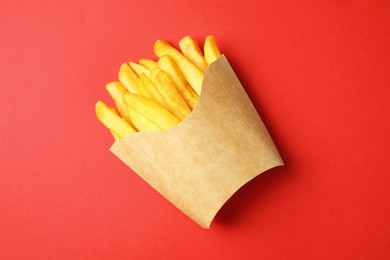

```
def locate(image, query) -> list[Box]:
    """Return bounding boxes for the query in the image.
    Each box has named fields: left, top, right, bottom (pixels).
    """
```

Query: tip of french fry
left=118, top=63, right=140, bottom=94
left=106, top=82, right=126, bottom=99
left=139, top=58, right=158, bottom=71
left=179, top=36, right=208, bottom=72
left=105, top=81, right=136, bottom=128
left=95, top=100, right=136, bottom=139
left=204, top=35, right=221, bottom=65
left=154, top=40, right=171, bottom=53
left=129, top=62, right=150, bottom=77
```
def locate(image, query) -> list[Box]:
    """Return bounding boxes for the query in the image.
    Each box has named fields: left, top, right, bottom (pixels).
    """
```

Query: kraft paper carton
left=110, top=55, right=283, bottom=228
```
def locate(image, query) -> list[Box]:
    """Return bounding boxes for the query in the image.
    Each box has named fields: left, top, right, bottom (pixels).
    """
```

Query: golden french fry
left=139, top=58, right=158, bottom=71
left=129, top=62, right=150, bottom=77
left=137, top=75, right=153, bottom=99
left=154, top=40, right=204, bottom=95
left=118, top=63, right=139, bottom=94
left=108, top=106, right=122, bottom=139
left=179, top=36, right=208, bottom=72
left=107, top=107, right=129, bottom=140
left=154, top=71, right=191, bottom=120
left=127, top=106, right=162, bottom=132
left=106, top=82, right=136, bottom=128
left=150, top=67, right=162, bottom=83
left=123, top=92, right=180, bottom=130
left=139, top=73, right=168, bottom=109
left=158, top=55, right=199, bottom=110
left=204, top=35, right=221, bottom=65
left=95, top=100, right=136, bottom=139
left=109, top=129, right=121, bottom=141
left=109, top=106, right=118, bottom=113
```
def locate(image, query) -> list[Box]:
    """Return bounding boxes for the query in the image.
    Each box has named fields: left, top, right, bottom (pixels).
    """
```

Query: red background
left=1, top=0, right=389, bottom=259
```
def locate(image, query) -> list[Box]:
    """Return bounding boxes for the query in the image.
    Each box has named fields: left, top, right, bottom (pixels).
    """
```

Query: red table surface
left=1, top=1, right=389, bottom=259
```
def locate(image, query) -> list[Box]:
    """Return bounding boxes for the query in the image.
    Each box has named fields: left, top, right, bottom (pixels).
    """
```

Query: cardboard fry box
left=110, top=55, right=283, bottom=228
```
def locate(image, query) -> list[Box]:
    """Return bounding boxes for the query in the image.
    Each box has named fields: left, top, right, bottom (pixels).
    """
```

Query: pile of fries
left=96, top=35, right=221, bottom=140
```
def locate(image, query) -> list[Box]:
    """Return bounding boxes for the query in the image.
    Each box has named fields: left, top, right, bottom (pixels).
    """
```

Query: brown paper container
left=110, top=55, right=283, bottom=228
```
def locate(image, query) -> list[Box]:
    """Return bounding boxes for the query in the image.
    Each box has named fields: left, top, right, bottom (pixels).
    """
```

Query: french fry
left=139, top=58, right=158, bottom=71
left=129, top=62, right=150, bottom=77
left=123, top=92, right=180, bottom=130
left=118, top=63, right=139, bottom=94
left=106, top=82, right=136, bottom=128
left=158, top=55, right=199, bottom=110
left=204, top=35, right=221, bottom=65
left=154, top=71, right=191, bottom=120
left=127, top=107, right=162, bottom=132
left=109, top=129, right=121, bottom=141
left=108, top=107, right=123, bottom=140
left=95, top=100, right=136, bottom=139
left=179, top=36, right=208, bottom=72
left=139, top=73, right=168, bottom=109
left=154, top=40, right=204, bottom=96
left=150, top=67, right=162, bottom=83
left=137, top=75, right=153, bottom=99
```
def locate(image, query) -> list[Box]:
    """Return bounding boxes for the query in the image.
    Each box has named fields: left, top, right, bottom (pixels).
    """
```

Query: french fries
left=123, top=92, right=180, bottom=130
left=158, top=55, right=199, bottom=110
left=96, top=35, right=222, bottom=140
left=138, top=74, right=168, bottom=110
left=154, top=40, right=204, bottom=95
left=154, top=71, right=191, bottom=120
left=179, top=36, right=208, bottom=72
left=127, top=106, right=162, bottom=132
